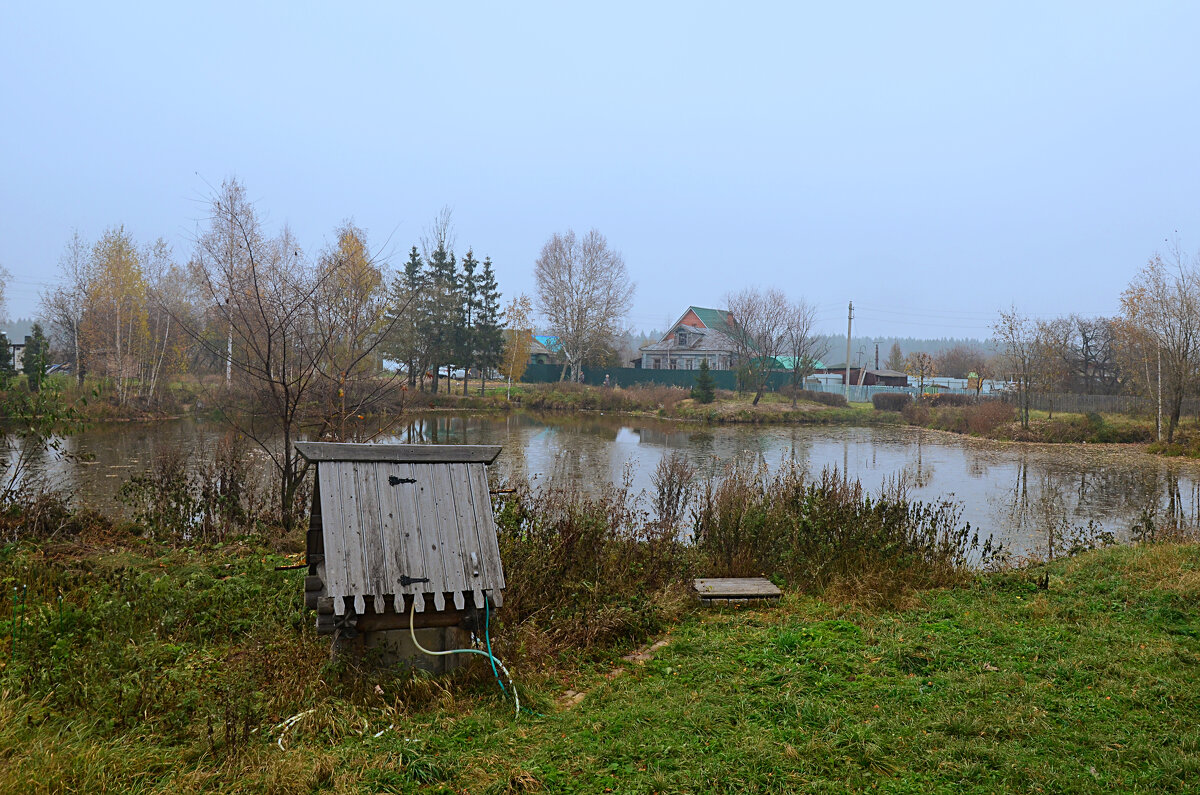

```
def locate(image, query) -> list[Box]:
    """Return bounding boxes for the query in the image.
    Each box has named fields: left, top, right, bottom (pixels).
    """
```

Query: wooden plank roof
left=300, top=443, right=506, bottom=617
left=296, top=442, right=501, bottom=464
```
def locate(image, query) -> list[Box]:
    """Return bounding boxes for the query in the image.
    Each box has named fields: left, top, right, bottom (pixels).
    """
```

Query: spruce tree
left=23, top=323, right=49, bottom=392
left=692, top=358, right=716, bottom=403
left=474, top=257, right=503, bottom=395
left=458, top=250, right=480, bottom=395
left=424, top=243, right=461, bottom=394
left=0, top=331, right=13, bottom=387
left=382, top=246, right=426, bottom=389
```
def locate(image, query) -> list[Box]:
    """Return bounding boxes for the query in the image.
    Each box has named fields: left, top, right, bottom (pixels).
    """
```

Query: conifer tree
left=383, top=246, right=426, bottom=389
left=458, top=250, right=480, bottom=395
left=474, top=257, right=503, bottom=395
left=692, top=358, right=716, bottom=403
left=424, top=243, right=460, bottom=394
left=0, top=331, right=13, bottom=386
left=23, top=323, right=49, bottom=392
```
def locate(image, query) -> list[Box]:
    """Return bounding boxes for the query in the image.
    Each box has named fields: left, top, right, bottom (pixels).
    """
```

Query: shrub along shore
left=1, top=455, right=1197, bottom=793
left=30, top=373, right=1195, bottom=450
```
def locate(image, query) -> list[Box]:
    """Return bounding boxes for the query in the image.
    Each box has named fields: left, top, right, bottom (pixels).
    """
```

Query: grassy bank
left=0, top=456, right=1003, bottom=793
left=2, top=533, right=1196, bottom=793
left=874, top=395, right=1159, bottom=446
left=514, top=382, right=896, bottom=425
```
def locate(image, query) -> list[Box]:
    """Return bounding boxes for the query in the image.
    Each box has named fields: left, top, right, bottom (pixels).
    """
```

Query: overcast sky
left=2, top=2, right=1198, bottom=339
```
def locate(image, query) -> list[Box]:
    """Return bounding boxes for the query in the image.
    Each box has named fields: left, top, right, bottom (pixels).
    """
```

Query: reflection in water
left=21, top=413, right=1200, bottom=558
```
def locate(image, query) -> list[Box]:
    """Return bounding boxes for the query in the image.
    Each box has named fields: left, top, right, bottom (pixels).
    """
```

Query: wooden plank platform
left=693, top=578, right=782, bottom=603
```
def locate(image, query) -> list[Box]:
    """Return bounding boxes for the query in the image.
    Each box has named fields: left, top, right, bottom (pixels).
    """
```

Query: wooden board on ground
left=693, top=577, right=782, bottom=603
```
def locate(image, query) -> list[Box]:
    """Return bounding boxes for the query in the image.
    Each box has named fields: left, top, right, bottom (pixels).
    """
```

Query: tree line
left=14, top=180, right=519, bottom=528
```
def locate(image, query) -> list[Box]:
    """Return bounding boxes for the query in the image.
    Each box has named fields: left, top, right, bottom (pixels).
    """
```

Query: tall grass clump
left=902, top=398, right=1014, bottom=436
left=692, top=461, right=999, bottom=604
left=493, top=470, right=694, bottom=658
left=118, top=433, right=277, bottom=544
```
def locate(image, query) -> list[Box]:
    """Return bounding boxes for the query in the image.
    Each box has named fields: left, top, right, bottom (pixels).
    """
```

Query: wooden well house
left=296, top=442, right=506, bottom=635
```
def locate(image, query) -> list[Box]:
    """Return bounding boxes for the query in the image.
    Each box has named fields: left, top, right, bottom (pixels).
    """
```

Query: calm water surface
left=35, top=413, right=1200, bottom=558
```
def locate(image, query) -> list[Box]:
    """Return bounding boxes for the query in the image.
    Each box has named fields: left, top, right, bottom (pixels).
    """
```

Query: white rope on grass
left=271, top=709, right=314, bottom=751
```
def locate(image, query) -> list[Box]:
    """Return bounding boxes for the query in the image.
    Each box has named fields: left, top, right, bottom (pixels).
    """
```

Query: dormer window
left=675, top=329, right=688, bottom=346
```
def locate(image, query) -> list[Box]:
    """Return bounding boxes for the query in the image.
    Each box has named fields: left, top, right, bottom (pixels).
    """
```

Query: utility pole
left=844, top=301, right=853, bottom=401
left=874, top=341, right=880, bottom=370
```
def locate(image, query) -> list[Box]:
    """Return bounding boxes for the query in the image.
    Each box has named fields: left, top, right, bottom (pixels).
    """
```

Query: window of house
left=676, top=329, right=688, bottom=346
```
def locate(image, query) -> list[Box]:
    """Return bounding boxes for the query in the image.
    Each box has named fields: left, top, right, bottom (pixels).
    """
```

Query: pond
left=23, top=412, right=1200, bottom=558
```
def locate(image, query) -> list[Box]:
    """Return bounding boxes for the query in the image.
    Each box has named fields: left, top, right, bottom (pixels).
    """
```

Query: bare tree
left=782, top=297, right=827, bottom=407
left=905, top=351, right=936, bottom=392
left=187, top=183, right=320, bottom=529
left=420, top=206, right=456, bottom=263
left=1032, top=317, right=1075, bottom=418
left=183, top=181, right=415, bottom=529
left=534, top=228, right=634, bottom=381
left=725, top=287, right=789, bottom=406
left=934, top=343, right=990, bottom=379
left=994, top=307, right=1037, bottom=428
left=1071, top=315, right=1121, bottom=394
left=0, top=263, right=10, bottom=323
left=1117, top=248, right=1200, bottom=442
left=884, top=341, right=905, bottom=372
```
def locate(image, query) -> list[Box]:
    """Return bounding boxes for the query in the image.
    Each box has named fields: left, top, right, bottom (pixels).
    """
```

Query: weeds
left=493, top=473, right=693, bottom=657
left=118, top=433, right=275, bottom=544
left=692, top=460, right=999, bottom=605
left=779, top=386, right=848, bottom=407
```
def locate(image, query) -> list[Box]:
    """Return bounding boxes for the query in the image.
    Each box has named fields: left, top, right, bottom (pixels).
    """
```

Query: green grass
left=3, top=540, right=1198, bottom=793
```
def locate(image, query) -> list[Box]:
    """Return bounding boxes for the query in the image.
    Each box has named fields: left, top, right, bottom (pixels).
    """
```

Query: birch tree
left=83, top=226, right=149, bottom=405
left=783, top=297, right=827, bottom=407
left=500, top=294, right=533, bottom=399
left=725, top=287, right=789, bottom=406
left=534, top=228, right=634, bottom=381
left=187, top=179, right=323, bottom=529
left=1117, top=250, right=1200, bottom=442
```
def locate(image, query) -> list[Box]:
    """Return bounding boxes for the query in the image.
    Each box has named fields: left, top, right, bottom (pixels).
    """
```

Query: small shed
left=296, top=442, right=506, bottom=634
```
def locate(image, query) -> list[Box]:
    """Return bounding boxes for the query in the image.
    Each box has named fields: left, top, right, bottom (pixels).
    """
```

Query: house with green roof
left=636, top=306, right=746, bottom=371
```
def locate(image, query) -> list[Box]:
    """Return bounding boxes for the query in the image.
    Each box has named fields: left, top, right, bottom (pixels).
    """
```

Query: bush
left=780, top=387, right=847, bottom=407
left=924, top=393, right=978, bottom=408
left=873, top=392, right=911, bottom=411
left=965, top=400, right=1015, bottom=434
left=901, top=401, right=931, bottom=425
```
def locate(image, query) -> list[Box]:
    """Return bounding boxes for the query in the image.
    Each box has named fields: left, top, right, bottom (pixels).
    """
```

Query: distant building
left=3, top=339, right=25, bottom=373
left=530, top=334, right=561, bottom=365
left=813, top=364, right=909, bottom=387
left=637, top=307, right=744, bottom=371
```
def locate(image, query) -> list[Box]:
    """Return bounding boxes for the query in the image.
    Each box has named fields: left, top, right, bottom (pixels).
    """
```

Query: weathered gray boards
left=296, top=442, right=506, bottom=637
left=693, top=578, right=782, bottom=604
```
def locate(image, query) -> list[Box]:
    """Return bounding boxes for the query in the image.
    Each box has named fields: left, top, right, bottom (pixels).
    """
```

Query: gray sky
left=2, top=2, right=1197, bottom=339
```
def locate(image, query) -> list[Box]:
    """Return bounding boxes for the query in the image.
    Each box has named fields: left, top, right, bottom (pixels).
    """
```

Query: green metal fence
left=519, top=364, right=795, bottom=391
